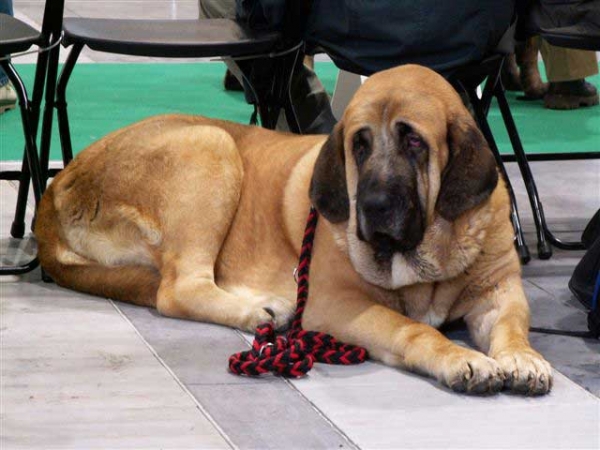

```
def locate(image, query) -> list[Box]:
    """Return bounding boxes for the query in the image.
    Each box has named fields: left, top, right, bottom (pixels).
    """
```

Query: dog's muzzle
left=357, top=186, right=424, bottom=258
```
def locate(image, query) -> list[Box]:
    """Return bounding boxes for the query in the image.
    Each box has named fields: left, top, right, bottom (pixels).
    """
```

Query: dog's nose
left=357, top=186, right=424, bottom=254
left=358, top=189, right=401, bottom=242
left=361, top=190, right=392, bottom=218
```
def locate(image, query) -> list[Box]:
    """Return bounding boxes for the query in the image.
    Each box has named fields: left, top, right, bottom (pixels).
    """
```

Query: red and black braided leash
left=228, top=207, right=369, bottom=378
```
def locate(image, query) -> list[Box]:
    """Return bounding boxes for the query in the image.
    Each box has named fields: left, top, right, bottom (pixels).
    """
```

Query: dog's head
left=310, top=65, right=499, bottom=289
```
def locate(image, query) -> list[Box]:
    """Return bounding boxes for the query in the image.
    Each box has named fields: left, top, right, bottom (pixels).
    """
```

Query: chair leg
left=9, top=153, right=30, bottom=238
left=56, top=44, right=83, bottom=165
left=466, top=88, right=531, bottom=264
left=493, top=83, right=569, bottom=258
left=2, top=62, right=44, bottom=204
left=0, top=62, right=43, bottom=275
left=39, top=41, right=62, bottom=185
left=6, top=44, right=51, bottom=237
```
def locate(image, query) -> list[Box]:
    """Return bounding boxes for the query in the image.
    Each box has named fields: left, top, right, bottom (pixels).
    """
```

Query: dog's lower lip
left=369, top=232, right=400, bottom=259
left=367, top=231, right=420, bottom=257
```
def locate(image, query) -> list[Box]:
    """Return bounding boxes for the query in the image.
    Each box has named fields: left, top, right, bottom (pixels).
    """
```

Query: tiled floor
left=3, top=1, right=600, bottom=448
left=2, top=160, right=600, bottom=448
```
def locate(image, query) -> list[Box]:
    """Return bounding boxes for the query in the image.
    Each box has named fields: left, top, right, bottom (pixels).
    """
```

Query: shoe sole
left=544, top=93, right=600, bottom=110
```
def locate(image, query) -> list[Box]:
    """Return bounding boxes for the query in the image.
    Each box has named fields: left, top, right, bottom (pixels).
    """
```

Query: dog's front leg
left=303, top=288, right=505, bottom=394
left=464, top=275, right=553, bottom=395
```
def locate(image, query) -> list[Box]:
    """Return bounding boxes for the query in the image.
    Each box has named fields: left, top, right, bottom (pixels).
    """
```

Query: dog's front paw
left=441, top=349, right=505, bottom=395
left=493, top=348, right=553, bottom=395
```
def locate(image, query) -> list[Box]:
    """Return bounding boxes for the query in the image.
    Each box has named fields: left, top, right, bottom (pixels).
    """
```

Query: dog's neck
left=282, top=141, right=325, bottom=256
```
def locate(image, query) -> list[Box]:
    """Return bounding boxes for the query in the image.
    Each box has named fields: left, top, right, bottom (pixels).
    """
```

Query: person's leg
left=198, top=0, right=235, bottom=19
left=279, top=62, right=336, bottom=134
left=540, top=40, right=599, bottom=109
left=0, top=0, right=16, bottom=113
left=196, top=0, right=335, bottom=133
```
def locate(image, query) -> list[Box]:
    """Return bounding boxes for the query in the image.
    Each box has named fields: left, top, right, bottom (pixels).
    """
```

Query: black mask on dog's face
left=309, top=116, right=497, bottom=262
left=352, top=123, right=427, bottom=261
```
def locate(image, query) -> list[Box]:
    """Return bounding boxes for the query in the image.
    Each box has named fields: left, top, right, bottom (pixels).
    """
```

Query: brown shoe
left=544, top=79, right=599, bottom=110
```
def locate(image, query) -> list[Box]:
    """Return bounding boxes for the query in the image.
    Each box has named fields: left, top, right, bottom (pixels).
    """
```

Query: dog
left=35, top=65, right=552, bottom=395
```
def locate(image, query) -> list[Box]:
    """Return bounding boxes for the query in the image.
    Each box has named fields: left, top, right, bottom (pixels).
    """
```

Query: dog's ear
left=309, top=122, right=349, bottom=223
left=435, top=116, right=499, bottom=221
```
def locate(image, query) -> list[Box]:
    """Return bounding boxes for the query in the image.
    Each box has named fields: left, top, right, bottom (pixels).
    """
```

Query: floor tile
left=291, top=366, right=599, bottom=449
left=117, top=303, right=355, bottom=449
left=187, top=383, right=356, bottom=450
left=1, top=282, right=232, bottom=449
left=523, top=278, right=600, bottom=396
left=118, top=302, right=266, bottom=386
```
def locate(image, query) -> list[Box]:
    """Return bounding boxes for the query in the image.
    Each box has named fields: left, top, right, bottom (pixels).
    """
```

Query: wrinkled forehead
left=342, top=66, right=461, bottom=143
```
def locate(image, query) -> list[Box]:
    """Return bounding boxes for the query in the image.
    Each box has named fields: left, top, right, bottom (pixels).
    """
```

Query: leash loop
left=228, top=207, right=368, bottom=378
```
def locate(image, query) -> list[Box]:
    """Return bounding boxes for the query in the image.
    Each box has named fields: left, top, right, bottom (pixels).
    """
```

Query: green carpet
left=1, top=62, right=599, bottom=161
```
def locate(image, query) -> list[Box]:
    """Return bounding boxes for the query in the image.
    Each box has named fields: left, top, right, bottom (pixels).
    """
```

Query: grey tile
left=522, top=278, right=600, bottom=396
left=188, top=383, right=356, bottom=450
left=117, top=302, right=264, bottom=386
left=1, top=180, right=37, bottom=270
left=1, top=283, right=232, bottom=449
left=292, top=371, right=599, bottom=449
left=117, top=303, right=355, bottom=449
left=63, top=0, right=199, bottom=20
left=504, top=160, right=600, bottom=225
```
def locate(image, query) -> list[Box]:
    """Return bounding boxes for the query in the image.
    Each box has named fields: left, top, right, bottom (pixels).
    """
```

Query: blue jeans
left=0, top=0, right=14, bottom=86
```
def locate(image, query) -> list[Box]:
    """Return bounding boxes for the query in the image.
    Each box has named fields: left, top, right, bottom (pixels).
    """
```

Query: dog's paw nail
left=464, top=363, right=473, bottom=380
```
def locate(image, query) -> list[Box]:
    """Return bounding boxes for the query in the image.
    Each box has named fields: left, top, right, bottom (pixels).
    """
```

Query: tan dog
left=35, top=65, right=552, bottom=395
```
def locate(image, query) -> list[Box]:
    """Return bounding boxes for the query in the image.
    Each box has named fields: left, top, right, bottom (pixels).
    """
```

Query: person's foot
left=544, top=79, right=599, bottom=110
left=0, top=83, right=17, bottom=114
left=223, top=69, right=244, bottom=91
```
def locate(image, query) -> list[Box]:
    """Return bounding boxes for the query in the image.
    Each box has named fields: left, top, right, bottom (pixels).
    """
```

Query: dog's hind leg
left=152, top=127, right=293, bottom=331
left=36, top=186, right=161, bottom=307
left=156, top=273, right=293, bottom=331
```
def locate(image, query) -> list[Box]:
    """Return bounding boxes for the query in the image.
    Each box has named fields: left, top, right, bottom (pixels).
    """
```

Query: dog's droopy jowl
left=35, top=65, right=552, bottom=395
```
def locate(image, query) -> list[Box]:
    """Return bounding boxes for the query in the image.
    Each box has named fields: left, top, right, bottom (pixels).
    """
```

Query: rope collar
left=229, top=207, right=369, bottom=377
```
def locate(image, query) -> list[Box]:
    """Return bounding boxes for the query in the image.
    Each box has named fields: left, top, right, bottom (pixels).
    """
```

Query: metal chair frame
left=0, top=1, right=64, bottom=275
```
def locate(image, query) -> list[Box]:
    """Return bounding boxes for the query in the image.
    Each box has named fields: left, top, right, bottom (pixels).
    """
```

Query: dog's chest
left=381, top=281, right=463, bottom=329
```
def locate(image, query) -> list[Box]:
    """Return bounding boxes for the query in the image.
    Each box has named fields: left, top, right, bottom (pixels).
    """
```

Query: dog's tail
left=35, top=186, right=160, bottom=307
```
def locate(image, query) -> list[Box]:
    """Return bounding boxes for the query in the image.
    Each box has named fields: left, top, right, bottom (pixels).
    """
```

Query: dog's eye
left=352, top=129, right=372, bottom=168
left=397, top=122, right=426, bottom=156
left=403, top=129, right=428, bottom=161
left=407, top=132, right=424, bottom=151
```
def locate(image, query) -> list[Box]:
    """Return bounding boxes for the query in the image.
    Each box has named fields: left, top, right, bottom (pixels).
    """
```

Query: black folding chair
left=0, top=1, right=64, bottom=275
left=54, top=1, right=308, bottom=168
left=525, top=18, right=600, bottom=253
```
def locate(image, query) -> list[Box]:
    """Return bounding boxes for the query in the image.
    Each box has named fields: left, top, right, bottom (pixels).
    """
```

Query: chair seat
left=0, top=13, right=42, bottom=55
left=540, top=25, right=600, bottom=52
left=62, top=18, right=283, bottom=58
